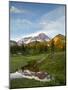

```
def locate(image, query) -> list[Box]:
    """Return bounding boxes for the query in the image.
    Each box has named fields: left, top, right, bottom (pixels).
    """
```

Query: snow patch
left=10, top=70, right=53, bottom=82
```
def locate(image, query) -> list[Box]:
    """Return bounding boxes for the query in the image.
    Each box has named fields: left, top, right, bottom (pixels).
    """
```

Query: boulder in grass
left=35, top=72, right=48, bottom=79
left=23, top=70, right=32, bottom=76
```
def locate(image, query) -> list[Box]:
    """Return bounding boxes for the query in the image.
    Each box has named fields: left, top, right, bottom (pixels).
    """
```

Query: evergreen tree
left=50, top=39, right=55, bottom=58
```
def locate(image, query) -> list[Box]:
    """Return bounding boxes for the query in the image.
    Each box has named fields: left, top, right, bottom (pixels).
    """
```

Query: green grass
left=10, top=51, right=66, bottom=88
left=10, top=78, right=60, bottom=89
left=10, top=53, right=48, bottom=73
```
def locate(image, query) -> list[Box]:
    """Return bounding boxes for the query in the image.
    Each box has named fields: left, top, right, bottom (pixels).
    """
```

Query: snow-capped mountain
left=36, top=33, right=50, bottom=41
left=17, top=33, right=50, bottom=45
left=10, top=33, right=65, bottom=47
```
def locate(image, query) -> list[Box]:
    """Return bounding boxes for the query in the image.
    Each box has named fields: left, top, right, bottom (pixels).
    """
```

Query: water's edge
left=10, top=70, right=54, bottom=82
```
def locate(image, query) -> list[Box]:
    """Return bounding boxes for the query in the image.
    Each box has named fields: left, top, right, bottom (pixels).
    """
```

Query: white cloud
left=37, top=17, right=65, bottom=38
left=10, top=6, right=28, bottom=13
left=11, top=15, right=65, bottom=41
left=10, top=6, right=65, bottom=41
left=36, top=6, right=65, bottom=37
left=10, top=19, right=32, bottom=31
left=40, top=6, right=65, bottom=22
left=16, top=19, right=32, bottom=25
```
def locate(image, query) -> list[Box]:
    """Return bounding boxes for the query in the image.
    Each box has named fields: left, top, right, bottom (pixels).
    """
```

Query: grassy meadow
left=10, top=51, right=66, bottom=89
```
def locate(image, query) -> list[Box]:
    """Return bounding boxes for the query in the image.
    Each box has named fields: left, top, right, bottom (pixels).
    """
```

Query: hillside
left=48, top=34, right=65, bottom=50
left=10, top=40, right=17, bottom=46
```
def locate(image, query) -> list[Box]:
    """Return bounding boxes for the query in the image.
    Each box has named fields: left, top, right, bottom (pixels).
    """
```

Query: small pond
left=10, top=69, right=54, bottom=82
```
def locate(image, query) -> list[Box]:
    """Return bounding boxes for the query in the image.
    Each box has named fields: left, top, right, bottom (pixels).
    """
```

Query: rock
left=23, top=70, right=32, bottom=76
left=35, top=72, right=48, bottom=79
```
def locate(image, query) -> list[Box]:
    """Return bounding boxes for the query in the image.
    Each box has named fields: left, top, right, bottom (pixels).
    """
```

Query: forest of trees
left=10, top=41, right=47, bottom=55
left=10, top=40, right=65, bottom=55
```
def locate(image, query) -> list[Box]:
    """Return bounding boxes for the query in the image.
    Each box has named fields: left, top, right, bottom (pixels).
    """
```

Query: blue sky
left=10, top=1, right=65, bottom=41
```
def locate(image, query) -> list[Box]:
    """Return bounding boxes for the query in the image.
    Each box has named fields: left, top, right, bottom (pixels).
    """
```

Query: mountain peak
left=38, top=33, right=50, bottom=41
left=17, top=33, right=50, bottom=45
left=56, top=34, right=64, bottom=37
left=38, top=33, right=46, bottom=36
left=54, top=34, right=65, bottom=40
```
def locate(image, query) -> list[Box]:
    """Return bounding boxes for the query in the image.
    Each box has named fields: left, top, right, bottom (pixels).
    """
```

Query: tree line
left=10, top=40, right=65, bottom=55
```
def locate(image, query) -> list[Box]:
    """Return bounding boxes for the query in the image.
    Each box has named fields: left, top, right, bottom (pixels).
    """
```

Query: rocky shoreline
left=10, top=69, right=54, bottom=82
